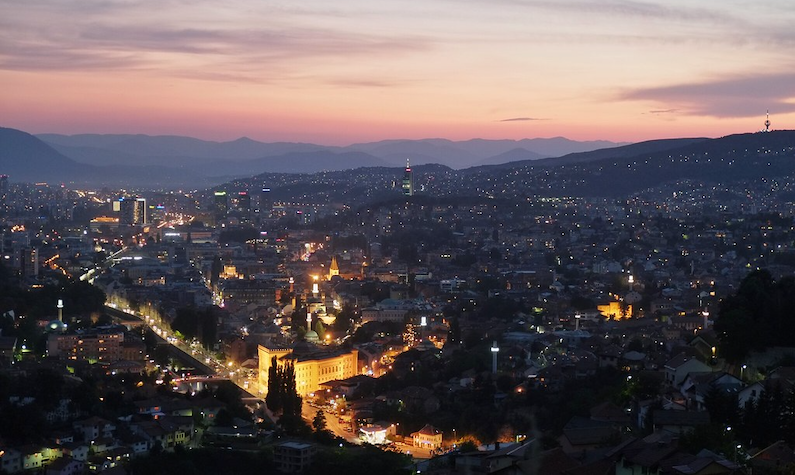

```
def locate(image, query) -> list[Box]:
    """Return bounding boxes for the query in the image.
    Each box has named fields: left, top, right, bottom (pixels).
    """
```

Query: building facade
left=258, top=344, right=358, bottom=396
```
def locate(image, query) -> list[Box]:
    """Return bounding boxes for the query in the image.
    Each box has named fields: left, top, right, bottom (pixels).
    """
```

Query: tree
left=715, top=270, right=795, bottom=362
left=314, top=320, right=325, bottom=339
left=313, top=409, right=327, bottom=432
left=281, top=361, right=302, bottom=418
left=266, top=357, right=302, bottom=419
left=333, top=304, right=357, bottom=333
left=266, top=357, right=283, bottom=413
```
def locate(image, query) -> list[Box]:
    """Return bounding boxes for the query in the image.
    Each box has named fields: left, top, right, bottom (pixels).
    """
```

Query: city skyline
left=1, top=0, right=794, bottom=145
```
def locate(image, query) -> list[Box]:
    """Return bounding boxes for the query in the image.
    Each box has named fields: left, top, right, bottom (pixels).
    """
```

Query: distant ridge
left=38, top=133, right=627, bottom=173
left=473, top=137, right=708, bottom=171
left=0, top=127, right=88, bottom=182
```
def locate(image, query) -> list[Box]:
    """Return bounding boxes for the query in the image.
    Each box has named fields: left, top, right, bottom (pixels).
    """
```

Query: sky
left=1, top=0, right=794, bottom=145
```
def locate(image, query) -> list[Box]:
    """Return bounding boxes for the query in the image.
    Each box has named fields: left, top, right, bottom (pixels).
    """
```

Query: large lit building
left=260, top=187, right=272, bottom=218
left=118, top=197, right=147, bottom=226
left=402, top=160, right=414, bottom=196
left=597, top=300, right=632, bottom=320
left=236, top=191, right=251, bottom=221
left=258, top=343, right=358, bottom=397
left=214, top=191, right=228, bottom=219
left=47, top=326, right=126, bottom=362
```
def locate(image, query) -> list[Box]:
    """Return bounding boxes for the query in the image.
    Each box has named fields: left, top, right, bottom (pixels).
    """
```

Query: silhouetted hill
left=1, top=127, right=223, bottom=187
left=349, top=137, right=626, bottom=168
left=494, top=131, right=795, bottom=197
left=475, top=138, right=707, bottom=171
left=474, top=148, right=547, bottom=166
left=242, top=150, right=392, bottom=174
left=0, top=127, right=90, bottom=182
left=538, top=137, right=707, bottom=166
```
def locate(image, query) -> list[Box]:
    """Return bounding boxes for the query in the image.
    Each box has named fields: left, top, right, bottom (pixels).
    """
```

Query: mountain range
left=34, top=132, right=625, bottom=178
left=0, top=127, right=628, bottom=187
left=3, top=126, right=794, bottom=199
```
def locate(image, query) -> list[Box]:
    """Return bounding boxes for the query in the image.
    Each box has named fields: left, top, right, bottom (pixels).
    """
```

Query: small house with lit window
left=411, top=424, right=442, bottom=450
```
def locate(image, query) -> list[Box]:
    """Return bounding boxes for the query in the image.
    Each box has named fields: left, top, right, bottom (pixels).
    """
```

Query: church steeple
left=328, top=255, right=340, bottom=280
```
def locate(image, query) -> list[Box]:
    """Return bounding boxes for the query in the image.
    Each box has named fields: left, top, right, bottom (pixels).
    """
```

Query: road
left=301, top=403, right=359, bottom=443
left=105, top=304, right=258, bottom=399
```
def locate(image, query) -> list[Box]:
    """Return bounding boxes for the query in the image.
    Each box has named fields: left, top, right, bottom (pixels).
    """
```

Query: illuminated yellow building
left=597, top=301, right=632, bottom=320
left=328, top=256, right=340, bottom=280
left=258, top=343, right=359, bottom=396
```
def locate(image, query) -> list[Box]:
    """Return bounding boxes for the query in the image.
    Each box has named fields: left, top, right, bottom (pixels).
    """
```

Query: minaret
left=57, top=299, right=64, bottom=322
left=306, top=311, right=312, bottom=332
left=764, top=110, right=771, bottom=132
left=491, top=340, right=500, bottom=373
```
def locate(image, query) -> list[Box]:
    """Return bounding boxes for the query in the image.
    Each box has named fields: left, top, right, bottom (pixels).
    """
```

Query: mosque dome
left=47, top=319, right=67, bottom=332
left=305, top=330, right=320, bottom=343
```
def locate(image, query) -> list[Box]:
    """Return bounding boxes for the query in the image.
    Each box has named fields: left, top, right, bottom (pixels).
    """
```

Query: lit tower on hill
left=764, top=110, right=771, bottom=132
left=402, top=159, right=414, bottom=197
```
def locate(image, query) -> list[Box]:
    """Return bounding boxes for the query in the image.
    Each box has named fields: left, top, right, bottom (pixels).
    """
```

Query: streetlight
left=741, top=364, right=747, bottom=380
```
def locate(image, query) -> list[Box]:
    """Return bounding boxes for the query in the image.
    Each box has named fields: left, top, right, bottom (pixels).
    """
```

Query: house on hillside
left=664, top=354, right=712, bottom=387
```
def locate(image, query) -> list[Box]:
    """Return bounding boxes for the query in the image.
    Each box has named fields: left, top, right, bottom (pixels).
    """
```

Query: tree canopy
left=715, top=270, right=795, bottom=362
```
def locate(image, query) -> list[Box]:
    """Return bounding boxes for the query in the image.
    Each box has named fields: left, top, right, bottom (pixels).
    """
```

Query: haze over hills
left=223, top=130, right=795, bottom=204
left=6, top=126, right=795, bottom=196
left=0, top=128, right=217, bottom=187
left=37, top=132, right=627, bottom=174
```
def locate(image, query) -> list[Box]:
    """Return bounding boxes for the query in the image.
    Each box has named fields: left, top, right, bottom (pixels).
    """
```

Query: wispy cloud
left=498, top=117, right=549, bottom=122
left=619, top=72, right=795, bottom=118
left=0, top=8, right=432, bottom=78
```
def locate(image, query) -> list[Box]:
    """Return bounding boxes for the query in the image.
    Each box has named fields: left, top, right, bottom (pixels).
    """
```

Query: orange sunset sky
left=1, top=0, right=794, bottom=145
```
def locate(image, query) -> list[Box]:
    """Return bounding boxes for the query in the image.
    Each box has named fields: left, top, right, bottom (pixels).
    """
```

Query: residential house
left=662, top=449, right=741, bottom=475
left=45, top=457, right=84, bottom=475
left=0, top=447, right=22, bottom=474
left=749, top=440, right=795, bottom=474
left=652, top=410, right=710, bottom=435
left=73, top=416, right=116, bottom=442
left=20, top=445, right=62, bottom=471
left=738, top=381, right=764, bottom=409
left=558, top=417, right=618, bottom=456
left=453, top=441, right=536, bottom=475
left=273, top=441, right=316, bottom=473
left=411, top=424, right=443, bottom=450
left=664, top=354, right=712, bottom=387
left=679, top=372, right=741, bottom=410
left=60, top=441, right=89, bottom=462
left=611, top=431, right=679, bottom=475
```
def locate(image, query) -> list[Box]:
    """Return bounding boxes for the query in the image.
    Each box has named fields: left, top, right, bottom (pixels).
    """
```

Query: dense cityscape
left=2, top=127, right=795, bottom=475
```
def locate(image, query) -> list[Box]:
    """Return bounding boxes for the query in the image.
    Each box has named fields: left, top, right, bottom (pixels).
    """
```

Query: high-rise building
left=214, top=191, right=228, bottom=219
left=20, top=247, right=39, bottom=278
left=118, top=197, right=147, bottom=226
left=260, top=187, right=272, bottom=218
left=402, top=160, right=414, bottom=197
left=237, top=191, right=251, bottom=222
left=135, top=198, right=147, bottom=224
